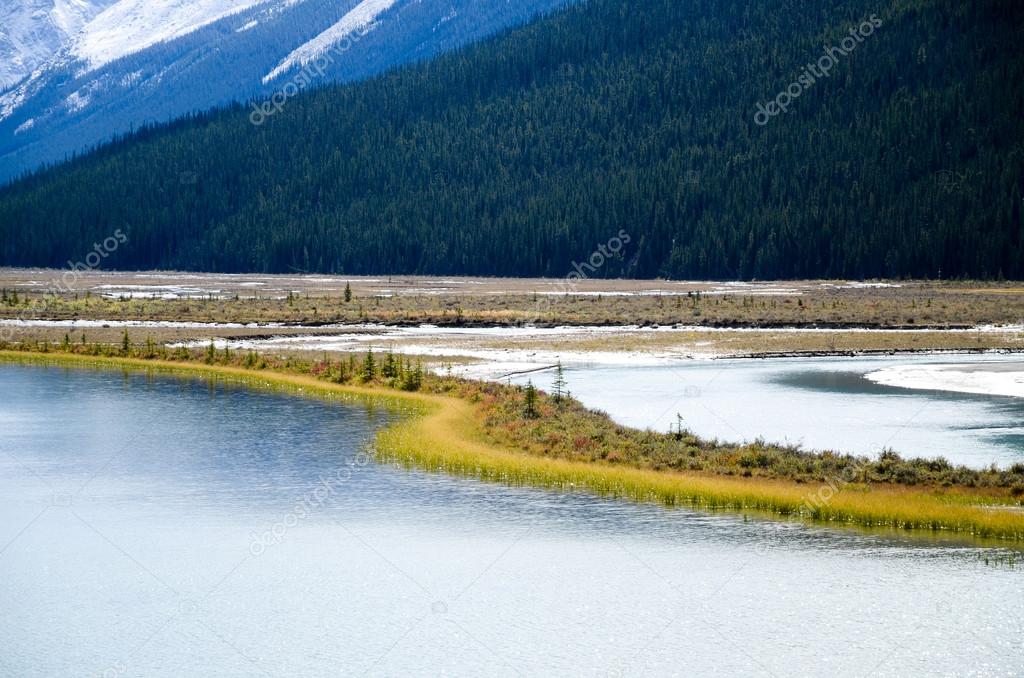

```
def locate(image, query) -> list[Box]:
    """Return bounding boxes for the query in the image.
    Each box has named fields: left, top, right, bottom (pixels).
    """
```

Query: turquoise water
left=0, top=364, right=1021, bottom=677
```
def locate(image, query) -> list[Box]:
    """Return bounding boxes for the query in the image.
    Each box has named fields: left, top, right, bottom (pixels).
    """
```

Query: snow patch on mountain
left=0, top=0, right=116, bottom=89
left=0, top=73, right=39, bottom=121
left=0, top=0, right=574, bottom=182
left=72, top=0, right=268, bottom=70
left=262, top=0, right=396, bottom=83
left=120, top=69, right=143, bottom=86
left=64, top=89, right=90, bottom=112
left=435, top=7, right=457, bottom=30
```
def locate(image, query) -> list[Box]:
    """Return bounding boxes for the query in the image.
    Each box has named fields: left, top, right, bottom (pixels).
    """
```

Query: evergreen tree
left=523, top=381, right=539, bottom=419
left=401, top=360, right=423, bottom=391
left=0, top=0, right=1020, bottom=280
left=552, top=362, right=567, bottom=404
left=382, top=351, right=398, bottom=379
left=361, top=349, right=376, bottom=382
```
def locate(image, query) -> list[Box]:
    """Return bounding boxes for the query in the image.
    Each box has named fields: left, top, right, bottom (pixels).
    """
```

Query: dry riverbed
left=4, top=269, right=1024, bottom=328
left=3, top=270, right=1024, bottom=376
left=5, top=320, right=1023, bottom=381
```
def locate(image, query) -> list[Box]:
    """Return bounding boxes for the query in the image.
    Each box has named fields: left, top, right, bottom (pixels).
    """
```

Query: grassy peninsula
left=3, top=339, right=1023, bottom=542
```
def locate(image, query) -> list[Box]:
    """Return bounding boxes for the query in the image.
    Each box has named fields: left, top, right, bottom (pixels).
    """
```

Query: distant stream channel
left=511, top=353, right=1024, bottom=469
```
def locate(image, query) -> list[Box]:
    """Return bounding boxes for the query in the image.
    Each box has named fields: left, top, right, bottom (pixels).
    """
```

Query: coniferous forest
left=0, top=0, right=1022, bottom=279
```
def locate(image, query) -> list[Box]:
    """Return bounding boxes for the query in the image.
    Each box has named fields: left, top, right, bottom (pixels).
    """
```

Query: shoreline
left=4, top=317, right=1022, bottom=332
left=721, top=346, right=1024, bottom=360
left=3, top=349, right=1023, bottom=544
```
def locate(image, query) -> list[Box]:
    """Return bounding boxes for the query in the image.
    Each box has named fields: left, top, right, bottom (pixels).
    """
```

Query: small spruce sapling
left=552, top=361, right=567, bottom=404
left=361, top=349, right=376, bottom=382
left=524, top=381, right=539, bottom=419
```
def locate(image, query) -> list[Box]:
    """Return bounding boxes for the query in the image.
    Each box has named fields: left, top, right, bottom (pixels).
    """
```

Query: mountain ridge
left=0, top=0, right=572, bottom=182
left=0, top=0, right=1021, bottom=280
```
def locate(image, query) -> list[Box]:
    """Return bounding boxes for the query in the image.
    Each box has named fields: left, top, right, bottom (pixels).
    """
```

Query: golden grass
left=377, top=399, right=1024, bottom=541
left=0, top=350, right=437, bottom=415
left=5, top=350, right=1024, bottom=542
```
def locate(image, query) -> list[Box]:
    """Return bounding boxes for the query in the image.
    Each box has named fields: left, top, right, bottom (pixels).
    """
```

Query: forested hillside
left=0, top=0, right=570, bottom=182
left=1, top=0, right=1022, bottom=279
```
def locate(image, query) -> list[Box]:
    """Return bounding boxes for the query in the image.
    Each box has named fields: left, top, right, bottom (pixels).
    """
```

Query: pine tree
left=344, top=283, right=352, bottom=303
left=382, top=351, right=398, bottom=379
left=361, top=349, right=376, bottom=382
left=121, top=329, right=130, bottom=355
left=0, top=0, right=1020, bottom=281
left=552, top=361, right=567, bottom=404
left=523, top=381, right=539, bottom=418
left=402, top=360, right=423, bottom=391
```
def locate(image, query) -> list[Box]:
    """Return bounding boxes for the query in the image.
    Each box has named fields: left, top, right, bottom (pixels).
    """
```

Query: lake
left=0, top=364, right=1021, bottom=677
left=512, top=354, right=1024, bottom=469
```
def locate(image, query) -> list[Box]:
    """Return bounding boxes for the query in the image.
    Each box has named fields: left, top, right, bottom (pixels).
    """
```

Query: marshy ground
left=4, top=268, right=1023, bottom=539
left=3, top=270, right=1024, bottom=367
left=4, top=346, right=1022, bottom=542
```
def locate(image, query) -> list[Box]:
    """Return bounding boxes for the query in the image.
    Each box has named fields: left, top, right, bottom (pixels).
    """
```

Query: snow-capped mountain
left=262, top=0, right=395, bottom=83
left=0, top=0, right=571, bottom=183
left=70, top=0, right=266, bottom=70
left=0, top=0, right=117, bottom=89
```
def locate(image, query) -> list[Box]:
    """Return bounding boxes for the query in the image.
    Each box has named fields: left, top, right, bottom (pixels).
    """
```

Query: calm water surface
left=513, top=354, right=1024, bottom=468
left=0, top=365, right=1021, bottom=677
